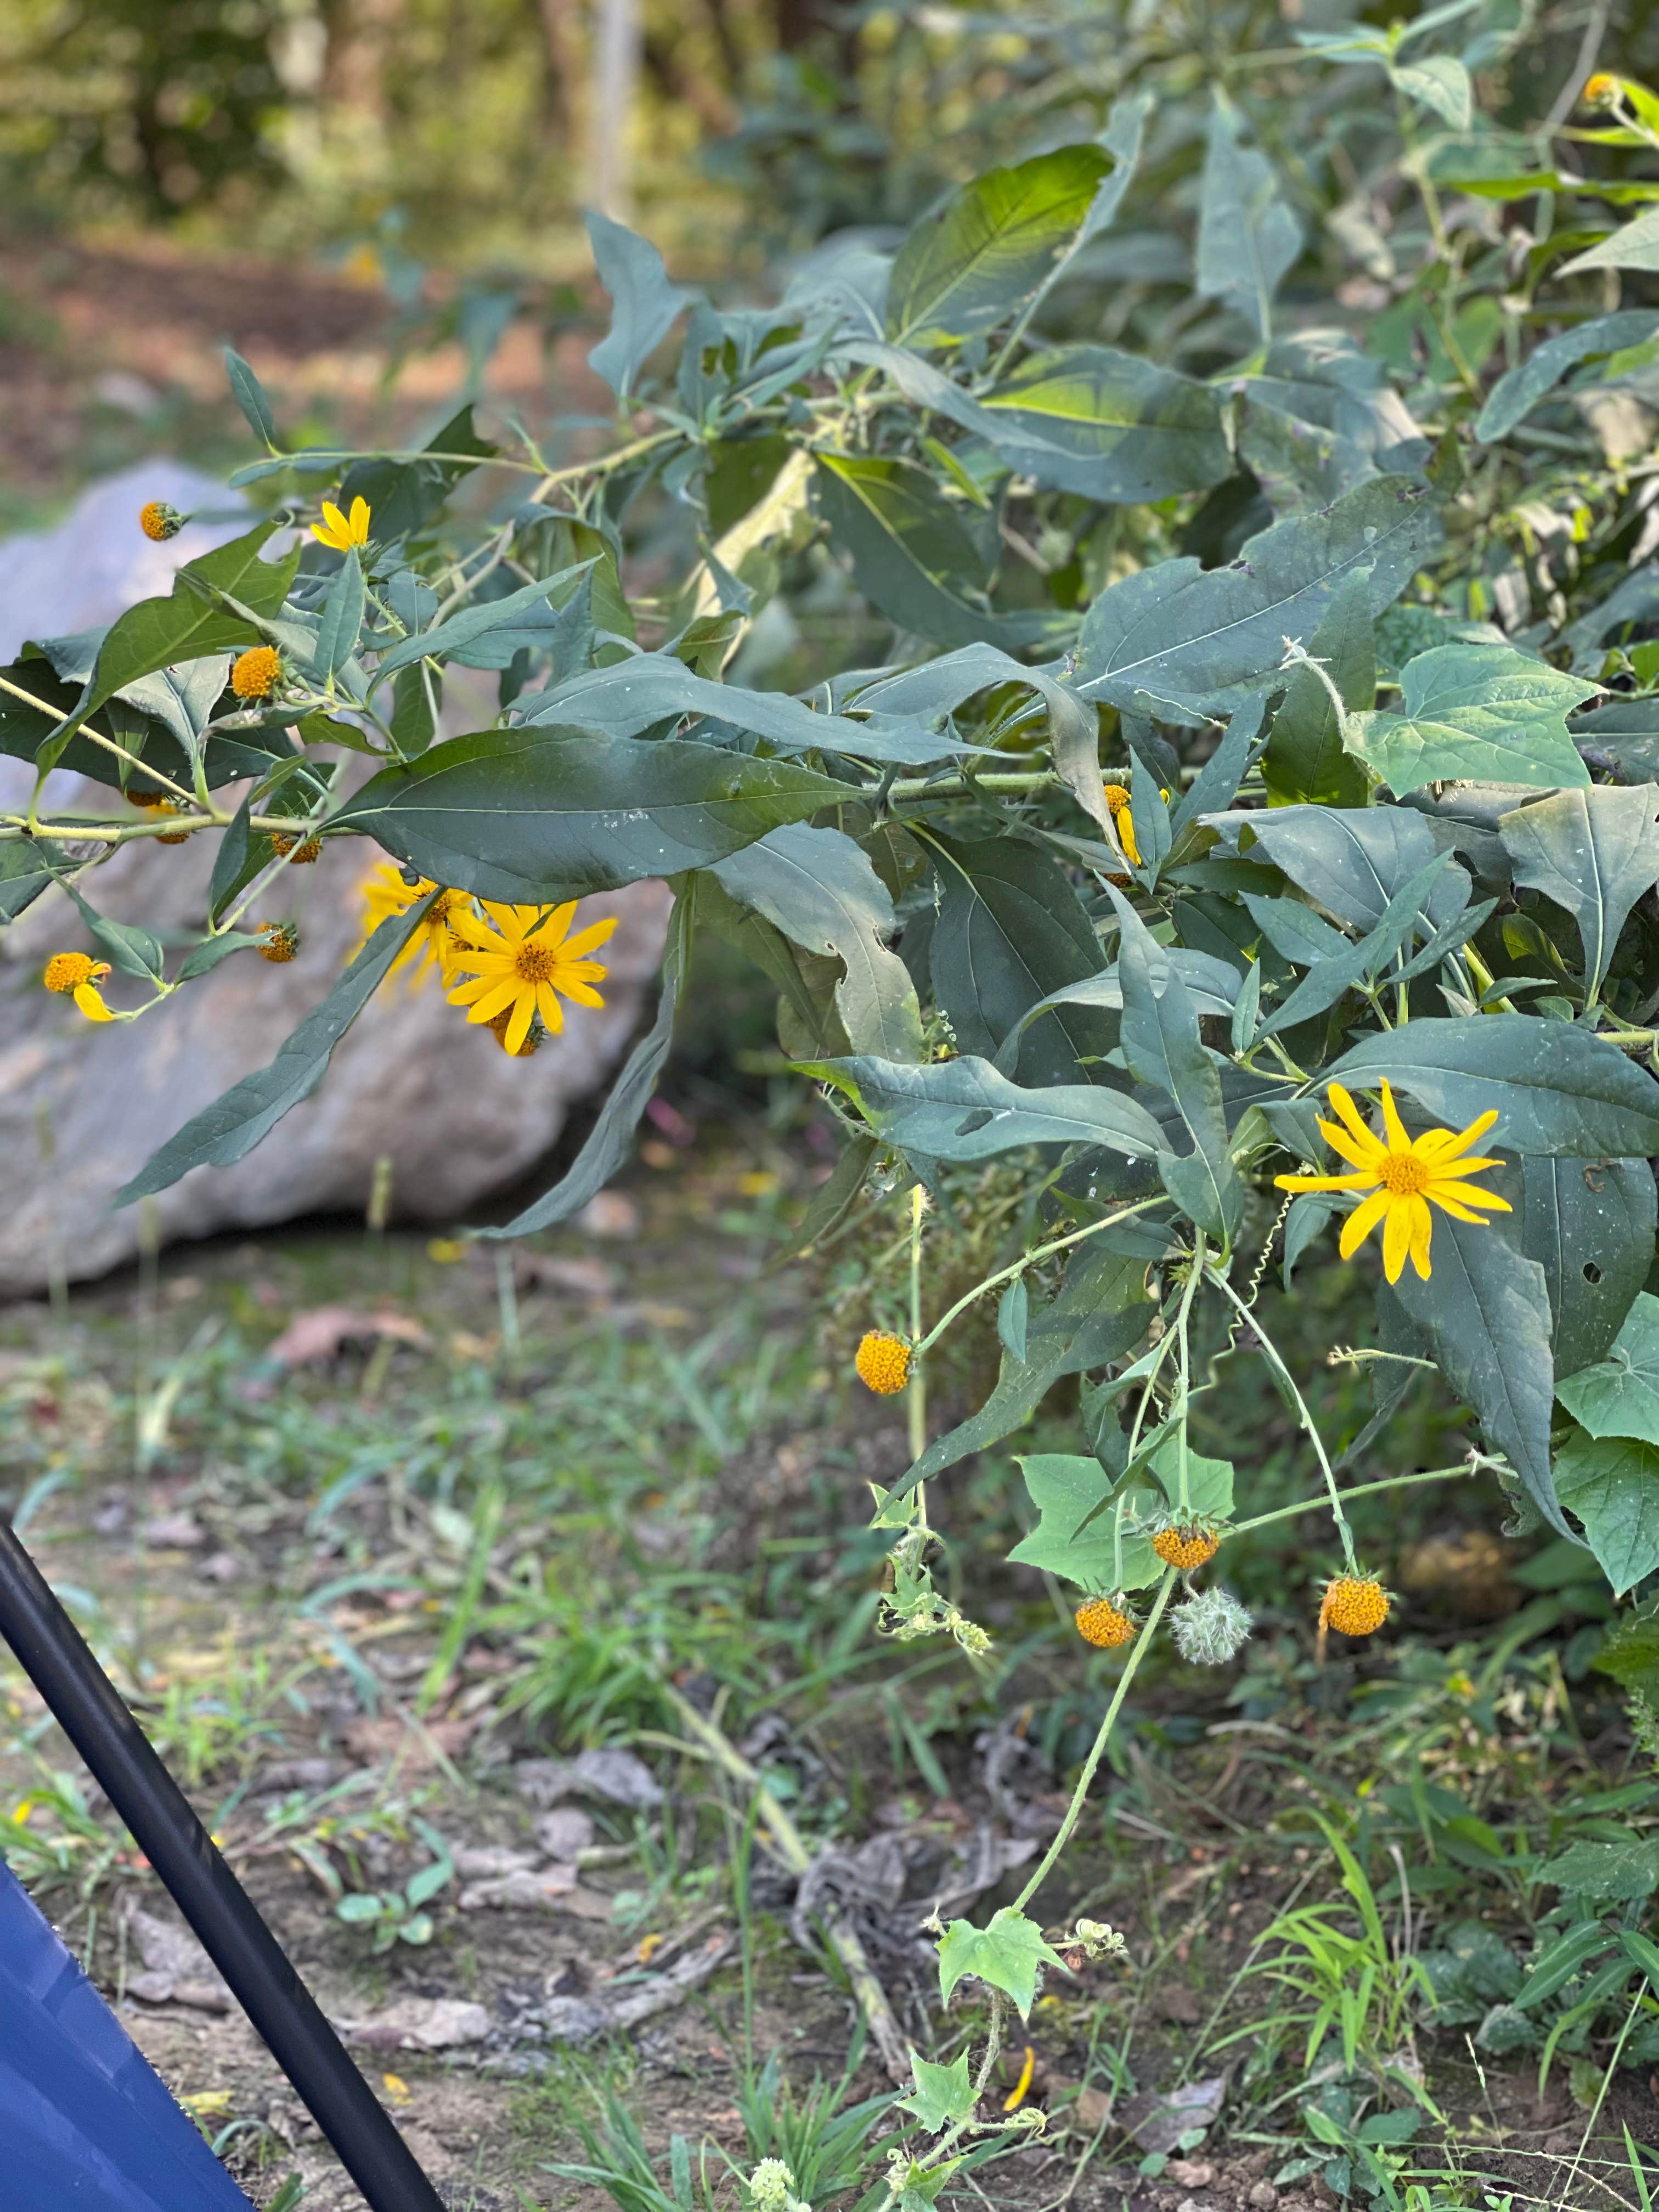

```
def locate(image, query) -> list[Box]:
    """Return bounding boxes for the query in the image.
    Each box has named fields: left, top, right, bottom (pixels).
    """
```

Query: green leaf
left=1499, top=786, right=1659, bottom=994
left=586, top=211, right=697, bottom=398
left=1348, top=644, right=1598, bottom=795
left=1391, top=53, right=1471, bottom=128
left=1076, top=477, right=1440, bottom=722
left=1554, top=1431, right=1659, bottom=1595
left=337, top=405, right=497, bottom=545
left=899, top=1243, right=1154, bottom=1491
left=813, top=455, right=1042, bottom=652
left=1111, top=890, right=1241, bottom=1242
left=1195, top=92, right=1302, bottom=341
left=520, top=648, right=970, bottom=765
left=1387, top=1215, right=1566, bottom=1539
left=1238, top=331, right=1426, bottom=509
left=1522, top=1156, right=1655, bottom=1381
left=312, top=549, right=365, bottom=680
left=478, top=896, right=690, bottom=1240
left=1560, top=206, right=1659, bottom=276
left=374, top=566, right=592, bottom=679
left=223, top=345, right=278, bottom=447
left=886, top=145, right=1109, bottom=347
left=1254, top=853, right=1453, bottom=1043
left=997, top=1276, right=1029, bottom=1362
left=1213, top=801, right=1469, bottom=932
left=1541, top=1835, right=1659, bottom=1899
left=1558, top=1292, right=1659, bottom=1441
left=980, top=346, right=1231, bottom=504
left=710, top=824, right=922, bottom=1061
left=898, top=2052, right=978, bottom=2133
left=1262, top=571, right=1374, bottom=806
left=77, top=521, right=303, bottom=727
left=114, top=901, right=431, bottom=1206
left=1321, top=1016, right=1659, bottom=1160
left=175, top=930, right=273, bottom=980
left=1593, top=1601, right=1659, bottom=1702
left=808, top=1052, right=1164, bottom=1165
left=930, top=835, right=1117, bottom=1086
left=1009, top=1453, right=1158, bottom=1589
left=332, top=731, right=849, bottom=902
left=0, top=836, right=71, bottom=923
left=1476, top=311, right=1659, bottom=441
left=937, top=1907, right=1067, bottom=2018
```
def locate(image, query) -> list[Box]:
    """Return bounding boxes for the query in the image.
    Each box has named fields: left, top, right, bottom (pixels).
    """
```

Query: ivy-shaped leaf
left=898, top=2052, right=977, bottom=2133
left=937, top=1908, right=1067, bottom=2018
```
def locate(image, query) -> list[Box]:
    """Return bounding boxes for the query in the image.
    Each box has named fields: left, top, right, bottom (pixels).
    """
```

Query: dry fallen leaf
left=335, top=1997, right=493, bottom=2050
left=264, top=1306, right=432, bottom=1369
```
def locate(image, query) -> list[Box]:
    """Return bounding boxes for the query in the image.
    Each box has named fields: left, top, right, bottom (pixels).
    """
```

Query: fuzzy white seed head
left=1170, top=1584, right=1254, bottom=1666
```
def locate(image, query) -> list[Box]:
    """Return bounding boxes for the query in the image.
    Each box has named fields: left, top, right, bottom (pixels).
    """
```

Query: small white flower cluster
left=1070, top=1918, right=1127, bottom=1961
left=747, top=2157, right=810, bottom=2212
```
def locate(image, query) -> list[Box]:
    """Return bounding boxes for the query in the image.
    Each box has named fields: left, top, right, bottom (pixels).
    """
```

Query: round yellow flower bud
left=139, top=501, right=184, bottom=541
left=855, top=1330, right=911, bottom=1395
left=1075, top=1596, right=1137, bottom=1649
left=232, top=645, right=283, bottom=700
left=1319, top=1575, right=1390, bottom=1638
left=42, top=952, right=111, bottom=995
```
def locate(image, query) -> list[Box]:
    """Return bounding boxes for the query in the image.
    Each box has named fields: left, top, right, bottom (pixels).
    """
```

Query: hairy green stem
left=1229, top=1462, right=1469, bottom=1537
left=913, top=1199, right=1160, bottom=1358
left=1013, top=1567, right=1178, bottom=1914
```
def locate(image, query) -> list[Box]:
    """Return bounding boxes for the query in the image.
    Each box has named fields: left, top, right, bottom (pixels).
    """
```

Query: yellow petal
left=74, top=983, right=114, bottom=1022
left=1326, top=1085, right=1383, bottom=1161
left=1421, top=1109, right=1501, bottom=1163
left=1276, top=1172, right=1377, bottom=1193
left=1434, top=1184, right=1512, bottom=1216
left=1316, top=1116, right=1382, bottom=1171
left=1424, top=1154, right=1503, bottom=1180
left=504, top=990, right=535, bottom=1055
left=1381, top=1194, right=1413, bottom=1284
left=560, top=980, right=606, bottom=1009
left=1427, top=1189, right=1493, bottom=1224
left=468, top=977, right=524, bottom=1024
left=348, top=496, right=371, bottom=543
left=1339, top=1186, right=1392, bottom=1260
left=535, top=980, right=567, bottom=1033
left=1379, top=1081, right=1411, bottom=1154
left=563, top=917, right=619, bottom=958
left=1406, top=1195, right=1434, bottom=1280
left=1116, top=809, right=1140, bottom=866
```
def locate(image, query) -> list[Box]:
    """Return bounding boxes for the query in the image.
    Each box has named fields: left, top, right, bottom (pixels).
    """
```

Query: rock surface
left=0, top=466, right=672, bottom=1291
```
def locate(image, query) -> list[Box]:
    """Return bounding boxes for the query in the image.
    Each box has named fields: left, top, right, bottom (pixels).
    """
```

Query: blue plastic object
left=0, top=1855, right=252, bottom=2211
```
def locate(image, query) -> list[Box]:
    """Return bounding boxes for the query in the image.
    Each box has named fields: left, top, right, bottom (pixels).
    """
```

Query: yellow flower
left=855, top=1330, right=910, bottom=1394
left=313, top=496, right=371, bottom=551
left=257, top=921, right=299, bottom=963
left=1102, top=781, right=1139, bottom=867
left=139, top=501, right=183, bottom=541
left=1274, top=1081, right=1510, bottom=1284
left=1075, top=1595, right=1137, bottom=1648
left=75, top=983, right=115, bottom=1022
left=445, top=899, right=617, bottom=1056
left=1583, top=71, right=1621, bottom=106
left=42, top=952, right=110, bottom=996
left=1320, top=1575, right=1390, bottom=1638
left=232, top=645, right=282, bottom=699
left=355, top=864, right=466, bottom=986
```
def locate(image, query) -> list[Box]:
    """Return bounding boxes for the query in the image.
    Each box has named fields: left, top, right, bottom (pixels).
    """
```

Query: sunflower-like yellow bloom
left=313, top=496, right=371, bottom=551
left=445, top=900, right=617, bottom=1056
left=1102, top=781, right=1139, bottom=867
left=355, top=864, right=466, bottom=986
left=1275, top=1081, right=1510, bottom=1284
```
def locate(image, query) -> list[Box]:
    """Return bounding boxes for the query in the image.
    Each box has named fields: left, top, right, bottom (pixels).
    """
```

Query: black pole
left=0, top=1514, right=445, bottom=2212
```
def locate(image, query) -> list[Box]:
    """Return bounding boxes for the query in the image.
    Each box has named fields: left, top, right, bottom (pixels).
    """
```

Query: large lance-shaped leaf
left=1110, top=890, right=1242, bottom=1242
left=1252, top=852, right=1453, bottom=1042
left=710, top=823, right=922, bottom=1062
left=516, top=650, right=973, bottom=765
left=929, top=835, right=1116, bottom=1086
left=1553, top=1432, right=1659, bottom=1595
left=885, top=145, right=1110, bottom=348
left=1499, top=785, right=1659, bottom=995
left=331, top=730, right=848, bottom=902
left=1208, top=802, right=1469, bottom=930
left=1389, top=1215, right=1567, bottom=1537
left=115, top=900, right=432, bottom=1205
left=1074, top=477, right=1440, bottom=721
left=1476, top=311, right=1659, bottom=442
left=807, top=1053, right=1164, bottom=1164
left=897, top=1243, right=1154, bottom=1491
left=374, top=565, right=592, bottom=678
left=76, top=521, right=303, bottom=728
left=1321, top=1017, right=1659, bottom=1159
left=1558, top=1293, right=1659, bottom=1442
left=1239, top=331, right=1427, bottom=507
left=0, top=837, right=71, bottom=923
left=1195, top=93, right=1303, bottom=341
left=812, top=455, right=1045, bottom=651
left=479, top=895, right=690, bottom=1239
left=979, top=346, right=1231, bottom=504
left=1347, top=644, right=1598, bottom=795
left=1261, top=570, right=1374, bottom=806
left=1521, top=1155, right=1656, bottom=1380
left=586, top=212, right=698, bottom=399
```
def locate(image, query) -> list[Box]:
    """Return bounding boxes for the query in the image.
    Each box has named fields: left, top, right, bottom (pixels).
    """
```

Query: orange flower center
left=514, top=939, right=560, bottom=985
left=1102, top=783, right=1131, bottom=813
left=1379, top=1151, right=1429, bottom=1197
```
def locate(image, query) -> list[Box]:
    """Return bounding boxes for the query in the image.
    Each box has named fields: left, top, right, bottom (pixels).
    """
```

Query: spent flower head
left=1170, top=1585, right=1254, bottom=1666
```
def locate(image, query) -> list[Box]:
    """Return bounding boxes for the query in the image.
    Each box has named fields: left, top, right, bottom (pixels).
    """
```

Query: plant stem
left=913, top=1198, right=1160, bottom=1357
left=907, top=1183, right=928, bottom=1499
left=1206, top=1267, right=1357, bottom=1570
left=1012, top=1568, right=1178, bottom=1914
left=1229, top=1462, right=1468, bottom=1537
